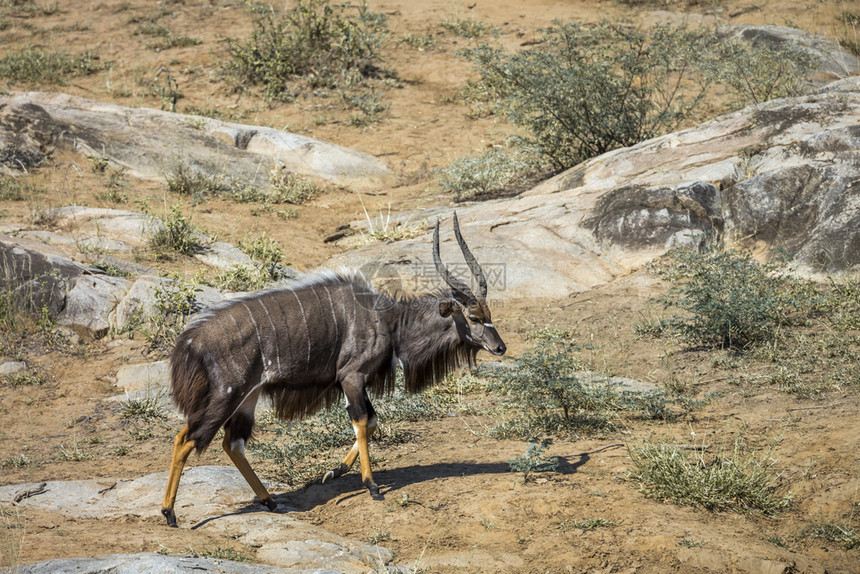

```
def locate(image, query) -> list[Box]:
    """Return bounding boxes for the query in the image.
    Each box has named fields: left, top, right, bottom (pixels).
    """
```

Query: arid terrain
left=1, top=1, right=859, bottom=572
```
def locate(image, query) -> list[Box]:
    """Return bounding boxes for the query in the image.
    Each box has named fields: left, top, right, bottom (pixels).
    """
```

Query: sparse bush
left=557, top=517, right=616, bottom=530
left=435, top=147, right=538, bottom=201
left=463, top=22, right=711, bottom=171
left=441, top=15, right=493, bottom=39
left=0, top=47, right=105, bottom=85
left=165, top=161, right=231, bottom=199
left=343, top=89, right=390, bottom=126
left=148, top=204, right=201, bottom=256
left=210, top=264, right=273, bottom=292
left=267, top=166, right=319, bottom=204
left=399, top=32, right=437, bottom=51
left=702, top=35, right=817, bottom=105
left=145, top=274, right=199, bottom=353
left=508, top=438, right=559, bottom=482
left=803, top=520, right=859, bottom=549
left=120, top=392, right=167, bottom=422
left=657, top=247, right=811, bottom=349
left=237, top=232, right=284, bottom=266
left=629, top=440, right=792, bottom=515
left=0, top=175, right=45, bottom=200
left=224, top=0, right=390, bottom=102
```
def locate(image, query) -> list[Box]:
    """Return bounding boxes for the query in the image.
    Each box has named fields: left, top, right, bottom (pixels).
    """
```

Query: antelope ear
left=439, top=300, right=455, bottom=317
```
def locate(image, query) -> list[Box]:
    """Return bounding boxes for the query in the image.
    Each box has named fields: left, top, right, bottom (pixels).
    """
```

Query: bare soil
left=1, top=1, right=858, bottom=572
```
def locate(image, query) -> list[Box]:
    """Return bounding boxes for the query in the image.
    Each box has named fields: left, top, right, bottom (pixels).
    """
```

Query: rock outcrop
left=328, top=77, right=860, bottom=299
left=0, top=92, right=392, bottom=189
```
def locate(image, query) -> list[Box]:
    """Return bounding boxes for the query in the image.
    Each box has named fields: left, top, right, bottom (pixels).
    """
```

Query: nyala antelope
left=161, top=213, right=506, bottom=527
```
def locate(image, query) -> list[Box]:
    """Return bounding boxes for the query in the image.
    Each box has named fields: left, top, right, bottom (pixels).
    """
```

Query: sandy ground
left=1, top=1, right=858, bottom=572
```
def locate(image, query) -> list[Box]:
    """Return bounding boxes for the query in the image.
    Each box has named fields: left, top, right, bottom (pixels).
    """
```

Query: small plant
left=366, top=530, right=391, bottom=545
left=343, top=89, right=390, bottom=126
left=148, top=204, right=201, bottom=257
left=267, top=166, right=319, bottom=204
left=0, top=175, right=45, bottom=200
left=557, top=518, right=616, bottom=531
left=120, top=392, right=166, bottom=422
left=629, top=440, right=792, bottom=515
left=237, top=232, right=284, bottom=266
left=803, top=520, right=859, bottom=549
left=165, top=160, right=230, bottom=199
left=657, top=247, right=810, bottom=349
left=210, top=264, right=272, bottom=292
left=399, top=32, right=437, bottom=51
left=3, top=371, right=47, bottom=386
left=435, top=148, right=537, bottom=201
left=440, top=15, right=492, bottom=39
left=57, top=441, right=93, bottom=462
left=188, top=546, right=252, bottom=562
left=1, top=454, right=31, bottom=468
left=224, top=0, right=390, bottom=102
left=0, top=47, right=105, bottom=85
left=145, top=274, right=199, bottom=353
left=508, top=438, right=559, bottom=482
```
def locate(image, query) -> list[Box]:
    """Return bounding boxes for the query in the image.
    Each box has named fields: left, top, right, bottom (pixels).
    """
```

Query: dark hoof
left=369, top=485, right=384, bottom=501
left=261, top=498, right=279, bottom=512
left=161, top=507, right=177, bottom=528
left=322, top=464, right=349, bottom=484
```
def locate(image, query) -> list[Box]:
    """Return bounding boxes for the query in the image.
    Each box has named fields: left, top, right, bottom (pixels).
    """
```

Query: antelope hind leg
left=354, top=416, right=383, bottom=500
left=161, top=425, right=196, bottom=527
left=222, top=427, right=278, bottom=512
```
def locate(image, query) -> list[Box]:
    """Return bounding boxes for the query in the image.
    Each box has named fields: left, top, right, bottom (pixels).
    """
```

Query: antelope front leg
left=161, top=425, right=196, bottom=527
left=353, top=415, right=383, bottom=500
left=322, top=415, right=377, bottom=484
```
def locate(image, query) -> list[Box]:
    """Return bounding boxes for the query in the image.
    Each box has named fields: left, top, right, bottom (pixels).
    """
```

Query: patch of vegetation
left=435, top=147, right=538, bottom=201
left=165, top=161, right=232, bottom=200
left=188, top=545, right=252, bottom=562
left=508, top=438, right=559, bottom=482
left=0, top=175, right=45, bottom=200
left=343, top=89, right=390, bottom=126
left=656, top=246, right=812, bottom=349
left=628, top=440, right=792, bottom=515
left=803, top=520, right=859, bottom=549
left=209, top=264, right=273, bottom=292
left=120, top=392, right=167, bottom=422
left=146, top=35, right=202, bottom=51
left=2, top=371, right=47, bottom=386
left=485, top=337, right=695, bottom=439
left=399, top=32, right=437, bottom=51
left=441, top=14, right=493, bottom=39
left=1, top=454, right=30, bottom=469
left=557, top=517, right=616, bottom=531
left=224, top=0, right=390, bottom=102
left=145, top=274, right=199, bottom=354
left=462, top=22, right=711, bottom=171
left=237, top=232, right=284, bottom=266
left=702, top=35, right=817, bottom=105
left=267, top=166, right=319, bottom=205
left=0, top=47, right=105, bottom=85
left=147, top=204, right=201, bottom=257
left=90, top=261, right=131, bottom=278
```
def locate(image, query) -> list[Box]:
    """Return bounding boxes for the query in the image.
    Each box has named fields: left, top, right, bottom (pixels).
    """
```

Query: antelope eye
left=467, top=315, right=480, bottom=323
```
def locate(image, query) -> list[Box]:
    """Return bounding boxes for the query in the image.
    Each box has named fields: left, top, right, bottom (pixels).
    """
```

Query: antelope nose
left=495, top=342, right=507, bottom=356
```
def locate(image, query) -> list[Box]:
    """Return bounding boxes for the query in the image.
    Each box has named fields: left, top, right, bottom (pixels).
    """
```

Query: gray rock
left=194, top=241, right=256, bottom=269
left=114, top=360, right=169, bottom=394
left=0, top=92, right=392, bottom=189
left=0, top=467, right=394, bottom=573
left=58, top=273, right=131, bottom=339
left=0, top=552, right=331, bottom=573
left=327, top=77, right=860, bottom=298
left=0, top=361, right=27, bottom=376
left=722, top=24, right=860, bottom=85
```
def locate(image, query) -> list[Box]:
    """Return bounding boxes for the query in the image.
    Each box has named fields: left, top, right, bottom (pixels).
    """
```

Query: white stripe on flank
left=241, top=302, right=267, bottom=369
left=228, top=313, right=253, bottom=369
left=258, top=298, right=282, bottom=376
left=292, top=290, right=312, bottom=367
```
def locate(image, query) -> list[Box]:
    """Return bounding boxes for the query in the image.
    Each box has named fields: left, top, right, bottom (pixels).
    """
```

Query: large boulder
left=0, top=92, right=393, bottom=189
left=327, top=77, right=860, bottom=299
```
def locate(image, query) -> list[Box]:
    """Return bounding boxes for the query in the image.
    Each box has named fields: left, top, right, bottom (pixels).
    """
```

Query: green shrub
left=463, top=22, right=710, bottom=170
left=803, top=520, right=859, bottom=549
left=165, top=161, right=231, bottom=199
left=702, top=36, right=816, bottom=105
left=629, top=440, right=792, bottom=515
left=237, top=232, right=284, bottom=266
left=508, top=438, right=559, bottom=482
left=657, top=247, right=810, bottom=349
left=145, top=274, right=198, bottom=353
left=147, top=204, right=200, bottom=256
left=440, top=15, right=493, bottom=39
left=435, top=147, right=537, bottom=201
left=0, top=47, right=105, bottom=85
left=210, top=264, right=273, bottom=292
left=224, top=0, right=389, bottom=102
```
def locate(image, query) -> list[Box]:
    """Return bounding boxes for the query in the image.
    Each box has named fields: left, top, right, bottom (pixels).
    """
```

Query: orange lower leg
left=162, top=425, right=196, bottom=527
left=222, top=427, right=277, bottom=512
